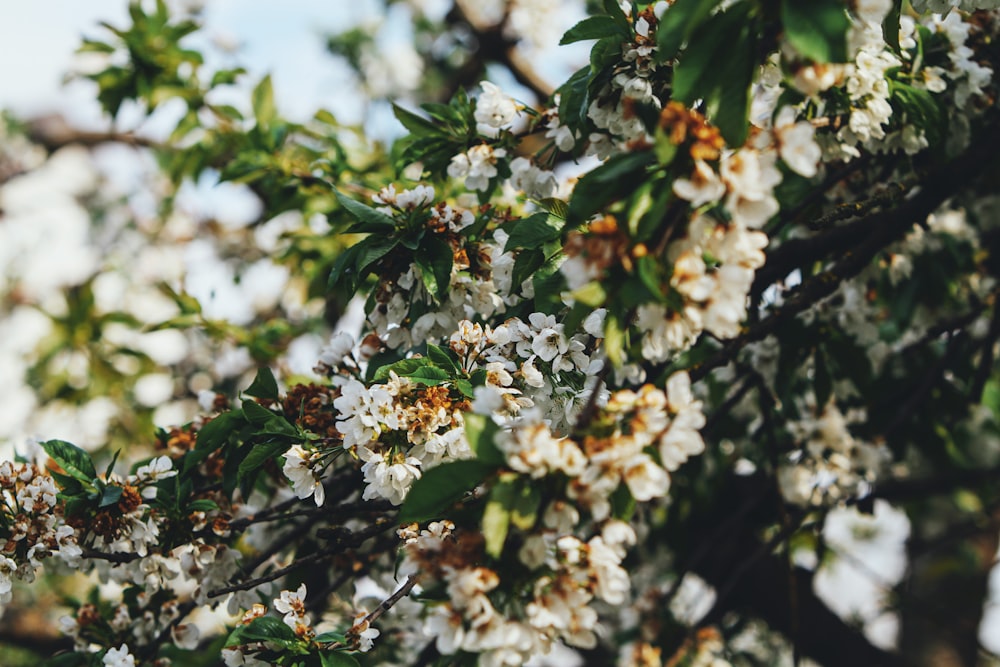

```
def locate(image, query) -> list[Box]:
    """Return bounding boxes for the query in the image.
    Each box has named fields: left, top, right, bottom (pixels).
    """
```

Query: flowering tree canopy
left=2, top=1, right=1000, bottom=666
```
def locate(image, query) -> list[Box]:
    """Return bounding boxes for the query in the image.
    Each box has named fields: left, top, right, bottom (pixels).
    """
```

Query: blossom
left=102, top=644, right=135, bottom=667
left=774, top=107, right=822, bottom=178
left=448, top=145, right=508, bottom=191
left=274, top=583, right=310, bottom=629
left=282, top=444, right=326, bottom=506
left=474, top=82, right=522, bottom=136
left=350, top=614, right=381, bottom=652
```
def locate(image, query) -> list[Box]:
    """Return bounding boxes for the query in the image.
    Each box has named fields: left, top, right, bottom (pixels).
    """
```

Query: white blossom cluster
left=497, top=373, right=704, bottom=518
left=632, top=148, right=777, bottom=361
left=586, top=5, right=662, bottom=155
left=779, top=402, right=889, bottom=506
left=0, top=461, right=81, bottom=601
left=400, top=517, right=638, bottom=666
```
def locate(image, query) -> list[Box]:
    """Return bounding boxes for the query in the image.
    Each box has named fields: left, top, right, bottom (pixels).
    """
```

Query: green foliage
left=398, top=460, right=496, bottom=523
left=780, top=0, right=851, bottom=63
left=670, top=2, right=758, bottom=146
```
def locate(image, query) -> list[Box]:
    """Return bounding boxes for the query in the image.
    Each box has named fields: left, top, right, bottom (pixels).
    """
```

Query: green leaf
left=538, top=197, right=570, bottom=220
left=407, top=365, right=451, bottom=386
left=567, top=151, right=655, bottom=225
left=334, top=188, right=398, bottom=232
left=187, top=499, right=220, bottom=512
left=671, top=3, right=757, bottom=146
left=590, top=36, right=623, bottom=74
left=414, top=236, right=453, bottom=302
left=40, top=440, right=97, bottom=485
left=510, top=480, right=540, bottom=531
left=427, top=343, right=459, bottom=373
left=602, top=0, right=631, bottom=33
left=605, top=312, right=626, bottom=368
left=780, top=0, right=850, bottom=63
left=373, top=357, right=430, bottom=383
left=252, top=74, right=276, bottom=127
left=561, top=15, right=624, bottom=45
left=320, top=652, right=361, bottom=667
left=392, top=103, right=442, bottom=135
left=463, top=413, right=505, bottom=466
left=211, top=67, right=245, bottom=87
left=245, top=367, right=280, bottom=401
left=570, top=281, right=607, bottom=307
left=504, top=212, right=563, bottom=252
left=882, top=0, right=902, bottom=53
left=241, top=399, right=278, bottom=425
left=398, top=460, right=495, bottom=523
left=228, top=616, right=299, bottom=648
left=98, top=485, right=124, bottom=508
left=482, top=479, right=515, bottom=559
left=195, top=411, right=244, bottom=451
left=657, top=0, right=726, bottom=61
left=242, top=401, right=300, bottom=438
left=556, top=66, right=590, bottom=129
left=239, top=439, right=293, bottom=482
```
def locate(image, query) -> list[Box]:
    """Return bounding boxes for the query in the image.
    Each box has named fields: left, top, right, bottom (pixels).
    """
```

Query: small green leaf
left=657, top=0, right=726, bottom=61
left=567, top=152, right=655, bottom=225
left=570, top=281, right=607, bottom=307
left=605, top=313, right=626, bottom=368
left=561, top=15, right=624, bottom=45
left=239, top=439, right=293, bottom=482
left=195, top=411, right=244, bottom=451
left=510, top=480, right=541, bottom=531
left=98, top=485, right=124, bottom=508
left=414, top=236, right=453, bottom=302
left=241, top=400, right=278, bottom=425
left=780, top=0, right=850, bottom=63
left=463, top=413, right=505, bottom=465
left=334, top=188, right=398, bottom=232
left=882, top=0, right=902, bottom=52
left=187, top=499, right=220, bottom=512
left=427, top=343, right=460, bottom=373
left=40, top=440, right=97, bottom=485
left=251, top=74, right=276, bottom=127
left=392, top=103, right=442, bottom=135
left=320, top=651, right=361, bottom=667
left=314, top=631, right=347, bottom=644
left=245, top=367, right=279, bottom=401
left=398, top=460, right=495, bottom=524
left=373, top=357, right=430, bottom=383
left=228, top=615, right=299, bottom=648
left=482, top=480, right=514, bottom=559
left=407, top=366, right=451, bottom=386
left=503, top=212, right=563, bottom=252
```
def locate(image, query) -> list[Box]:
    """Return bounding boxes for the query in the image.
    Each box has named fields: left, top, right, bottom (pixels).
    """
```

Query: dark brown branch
left=690, top=126, right=1000, bottom=383
left=25, top=115, right=160, bottom=152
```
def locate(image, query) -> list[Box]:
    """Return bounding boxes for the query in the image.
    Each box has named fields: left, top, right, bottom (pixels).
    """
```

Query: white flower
left=351, top=614, right=381, bottom=652
left=274, top=583, right=310, bottom=629
left=509, top=157, right=557, bottom=199
left=0, top=556, right=17, bottom=603
left=475, top=82, right=522, bottom=136
left=545, top=118, right=577, bottom=152
left=673, top=160, right=726, bottom=208
left=102, top=644, right=135, bottom=667
left=282, top=445, right=326, bottom=506
left=318, top=331, right=355, bottom=368
left=171, top=623, right=201, bottom=650
left=774, top=107, right=822, bottom=178
left=448, top=145, right=508, bottom=191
